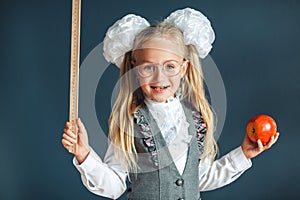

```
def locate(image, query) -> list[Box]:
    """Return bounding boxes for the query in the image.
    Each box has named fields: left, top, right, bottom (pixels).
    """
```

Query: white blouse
left=73, top=98, right=252, bottom=199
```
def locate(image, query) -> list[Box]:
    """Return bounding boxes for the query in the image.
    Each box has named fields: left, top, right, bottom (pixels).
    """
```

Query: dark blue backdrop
left=1, top=0, right=299, bottom=199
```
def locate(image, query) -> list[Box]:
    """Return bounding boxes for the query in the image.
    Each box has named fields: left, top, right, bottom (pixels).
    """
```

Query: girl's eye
left=143, top=65, right=154, bottom=71
left=166, top=65, right=175, bottom=69
left=165, top=64, right=175, bottom=71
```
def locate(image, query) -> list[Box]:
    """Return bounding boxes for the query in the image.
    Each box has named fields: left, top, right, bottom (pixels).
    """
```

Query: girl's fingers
left=76, top=118, right=86, bottom=134
left=274, top=132, right=280, bottom=143
left=62, top=138, right=73, bottom=148
left=257, top=139, right=264, bottom=152
left=62, top=133, right=77, bottom=144
left=265, top=136, right=274, bottom=149
left=64, top=128, right=77, bottom=139
left=65, top=121, right=73, bottom=128
left=265, top=132, right=280, bottom=149
left=65, top=121, right=78, bottom=134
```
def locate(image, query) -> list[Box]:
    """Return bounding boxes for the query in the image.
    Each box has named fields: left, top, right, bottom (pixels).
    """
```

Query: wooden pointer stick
left=68, top=0, right=81, bottom=154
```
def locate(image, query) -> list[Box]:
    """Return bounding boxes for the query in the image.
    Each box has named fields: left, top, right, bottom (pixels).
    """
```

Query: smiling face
left=133, top=38, right=188, bottom=102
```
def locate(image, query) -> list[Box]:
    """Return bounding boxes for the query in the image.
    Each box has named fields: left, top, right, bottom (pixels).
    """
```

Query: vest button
left=175, top=179, right=184, bottom=186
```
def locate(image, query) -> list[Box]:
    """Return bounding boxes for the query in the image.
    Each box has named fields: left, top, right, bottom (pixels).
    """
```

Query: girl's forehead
left=133, top=49, right=184, bottom=65
left=134, top=38, right=185, bottom=62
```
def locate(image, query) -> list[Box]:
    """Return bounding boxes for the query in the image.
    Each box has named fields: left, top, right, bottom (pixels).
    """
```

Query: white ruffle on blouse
left=144, top=96, right=192, bottom=174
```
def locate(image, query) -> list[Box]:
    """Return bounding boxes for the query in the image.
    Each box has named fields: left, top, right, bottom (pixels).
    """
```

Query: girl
left=62, top=8, right=279, bottom=200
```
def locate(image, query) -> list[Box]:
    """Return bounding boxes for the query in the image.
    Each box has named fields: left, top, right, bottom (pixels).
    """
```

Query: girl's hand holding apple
left=242, top=114, right=279, bottom=159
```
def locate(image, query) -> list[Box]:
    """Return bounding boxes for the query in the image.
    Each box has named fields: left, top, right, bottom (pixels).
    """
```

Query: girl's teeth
left=152, top=86, right=168, bottom=90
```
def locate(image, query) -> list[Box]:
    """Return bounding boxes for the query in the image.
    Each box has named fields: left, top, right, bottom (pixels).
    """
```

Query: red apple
left=246, top=114, right=277, bottom=145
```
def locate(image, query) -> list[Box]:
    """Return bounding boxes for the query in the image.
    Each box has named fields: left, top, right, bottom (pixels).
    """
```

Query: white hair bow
left=103, top=8, right=215, bottom=68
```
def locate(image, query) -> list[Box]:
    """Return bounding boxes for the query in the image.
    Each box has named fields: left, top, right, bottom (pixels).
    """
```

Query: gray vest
left=127, top=102, right=203, bottom=200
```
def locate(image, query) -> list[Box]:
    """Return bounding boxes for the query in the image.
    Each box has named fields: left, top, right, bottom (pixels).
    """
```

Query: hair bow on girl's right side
left=103, top=14, right=150, bottom=68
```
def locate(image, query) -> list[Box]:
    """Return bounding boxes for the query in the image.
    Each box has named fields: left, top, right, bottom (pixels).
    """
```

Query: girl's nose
left=152, top=67, right=167, bottom=82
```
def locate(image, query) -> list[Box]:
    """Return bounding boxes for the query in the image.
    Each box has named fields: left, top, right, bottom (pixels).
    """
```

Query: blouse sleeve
left=73, top=144, right=128, bottom=199
left=198, top=146, right=252, bottom=191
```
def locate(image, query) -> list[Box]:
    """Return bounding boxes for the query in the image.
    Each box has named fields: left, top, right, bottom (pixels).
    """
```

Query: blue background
left=1, top=0, right=299, bottom=199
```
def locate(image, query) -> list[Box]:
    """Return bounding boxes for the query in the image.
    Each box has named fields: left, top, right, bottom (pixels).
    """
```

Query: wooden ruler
left=68, top=0, right=81, bottom=154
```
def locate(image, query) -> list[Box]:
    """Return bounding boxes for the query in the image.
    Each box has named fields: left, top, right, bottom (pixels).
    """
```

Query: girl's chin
left=152, top=98, right=167, bottom=102
left=147, top=94, right=174, bottom=102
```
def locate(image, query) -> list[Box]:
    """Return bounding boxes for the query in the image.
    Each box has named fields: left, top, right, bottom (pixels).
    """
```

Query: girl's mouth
left=150, top=86, right=170, bottom=93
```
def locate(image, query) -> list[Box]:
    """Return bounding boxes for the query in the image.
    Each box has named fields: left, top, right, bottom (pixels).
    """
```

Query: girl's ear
left=180, top=60, right=189, bottom=77
left=131, top=60, right=136, bottom=68
left=131, top=59, right=140, bottom=79
left=131, top=55, right=137, bottom=66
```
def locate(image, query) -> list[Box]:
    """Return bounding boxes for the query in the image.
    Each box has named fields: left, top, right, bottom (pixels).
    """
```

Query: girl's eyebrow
left=141, top=60, right=155, bottom=64
left=141, top=59, right=177, bottom=64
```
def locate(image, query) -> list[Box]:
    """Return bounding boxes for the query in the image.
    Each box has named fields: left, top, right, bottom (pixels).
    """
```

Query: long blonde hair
left=108, top=23, right=218, bottom=171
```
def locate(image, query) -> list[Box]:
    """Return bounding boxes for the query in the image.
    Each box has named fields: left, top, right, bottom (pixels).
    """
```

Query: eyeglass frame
left=134, top=58, right=187, bottom=78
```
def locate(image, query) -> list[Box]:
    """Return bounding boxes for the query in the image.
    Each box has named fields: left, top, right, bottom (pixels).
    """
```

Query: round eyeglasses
left=136, top=59, right=186, bottom=77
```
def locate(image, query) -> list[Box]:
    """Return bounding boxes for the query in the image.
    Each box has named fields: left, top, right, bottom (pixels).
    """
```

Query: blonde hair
left=108, top=23, right=218, bottom=171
